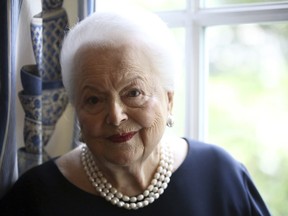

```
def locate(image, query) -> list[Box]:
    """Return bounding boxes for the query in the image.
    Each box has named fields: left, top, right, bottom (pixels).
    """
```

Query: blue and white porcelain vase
left=18, top=0, right=69, bottom=175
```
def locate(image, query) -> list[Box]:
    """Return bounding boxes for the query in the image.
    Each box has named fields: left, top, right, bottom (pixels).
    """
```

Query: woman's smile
left=107, top=131, right=137, bottom=143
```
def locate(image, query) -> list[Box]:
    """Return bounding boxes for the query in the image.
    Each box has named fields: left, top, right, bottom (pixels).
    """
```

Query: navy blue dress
left=0, top=139, right=271, bottom=215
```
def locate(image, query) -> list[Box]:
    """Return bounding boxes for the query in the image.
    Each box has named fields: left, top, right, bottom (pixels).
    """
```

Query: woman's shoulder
left=2, top=146, right=82, bottom=198
left=18, top=158, right=59, bottom=183
left=177, top=138, right=249, bottom=197
left=0, top=159, right=60, bottom=212
left=173, top=138, right=271, bottom=215
left=180, top=137, right=247, bottom=178
left=167, top=136, right=243, bottom=174
left=184, top=138, right=240, bottom=165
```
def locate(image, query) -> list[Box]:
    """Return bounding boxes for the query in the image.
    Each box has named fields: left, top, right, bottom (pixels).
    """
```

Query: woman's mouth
left=107, top=131, right=137, bottom=143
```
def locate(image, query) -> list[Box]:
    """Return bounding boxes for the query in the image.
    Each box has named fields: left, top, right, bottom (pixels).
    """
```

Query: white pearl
left=151, top=179, right=157, bottom=185
left=143, top=190, right=149, bottom=197
left=160, top=174, right=165, bottom=181
left=154, top=193, right=160, bottom=199
left=157, top=166, right=163, bottom=173
left=117, top=201, right=124, bottom=207
left=137, top=202, right=143, bottom=208
left=165, top=177, right=170, bottom=183
left=158, top=188, right=164, bottom=194
left=153, top=187, right=158, bottom=193
left=156, top=181, right=162, bottom=187
left=154, top=173, right=160, bottom=179
left=103, top=188, right=110, bottom=194
left=111, top=197, right=119, bottom=205
left=149, top=192, right=155, bottom=198
left=105, top=196, right=112, bottom=201
left=143, top=200, right=149, bottom=206
left=110, top=187, right=117, bottom=194
left=106, top=183, right=112, bottom=189
left=162, top=182, right=168, bottom=189
left=148, top=197, right=155, bottom=203
left=107, top=193, right=114, bottom=199
left=116, top=192, right=123, bottom=199
left=166, top=170, right=172, bottom=177
left=130, top=203, right=137, bottom=209
left=137, top=194, right=144, bottom=201
left=123, top=195, right=130, bottom=202
left=148, top=185, right=154, bottom=191
left=130, top=197, right=137, bottom=202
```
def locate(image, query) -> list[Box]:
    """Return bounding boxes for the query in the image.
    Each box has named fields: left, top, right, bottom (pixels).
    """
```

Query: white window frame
left=156, top=1, right=288, bottom=140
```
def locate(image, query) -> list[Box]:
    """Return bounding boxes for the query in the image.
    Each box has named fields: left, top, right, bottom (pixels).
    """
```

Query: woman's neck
left=92, top=144, right=161, bottom=196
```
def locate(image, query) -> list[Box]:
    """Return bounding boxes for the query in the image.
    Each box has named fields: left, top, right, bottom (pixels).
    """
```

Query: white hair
left=60, top=11, right=179, bottom=104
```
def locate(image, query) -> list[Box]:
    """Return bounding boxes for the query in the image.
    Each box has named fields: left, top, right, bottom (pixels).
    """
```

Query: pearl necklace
left=81, top=144, right=174, bottom=210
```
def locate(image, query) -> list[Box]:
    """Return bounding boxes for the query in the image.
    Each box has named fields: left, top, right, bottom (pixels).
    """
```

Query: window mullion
left=183, top=2, right=206, bottom=140
left=196, top=3, right=288, bottom=26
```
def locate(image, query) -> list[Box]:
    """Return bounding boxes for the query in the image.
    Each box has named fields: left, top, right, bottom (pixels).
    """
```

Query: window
left=206, top=22, right=288, bottom=215
left=95, top=1, right=288, bottom=215
left=205, top=0, right=288, bottom=8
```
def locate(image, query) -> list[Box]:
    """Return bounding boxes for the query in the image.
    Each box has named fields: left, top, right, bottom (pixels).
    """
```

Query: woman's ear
left=167, top=91, right=174, bottom=114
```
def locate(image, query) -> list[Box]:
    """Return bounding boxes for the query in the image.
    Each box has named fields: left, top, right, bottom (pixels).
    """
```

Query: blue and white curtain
left=0, top=0, right=95, bottom=198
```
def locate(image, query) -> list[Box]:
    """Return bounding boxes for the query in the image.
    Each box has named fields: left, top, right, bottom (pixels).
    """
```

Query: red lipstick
left=108, top=132, right=137, bottom=143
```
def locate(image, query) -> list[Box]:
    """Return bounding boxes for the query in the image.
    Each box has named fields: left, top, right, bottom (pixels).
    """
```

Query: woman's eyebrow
left=124, top=75, right=146, bottom=83
left=81, top=85, right=103, bottom=93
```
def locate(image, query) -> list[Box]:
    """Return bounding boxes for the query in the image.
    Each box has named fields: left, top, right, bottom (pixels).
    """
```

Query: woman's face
left=74, top=45, right=173, bottom=167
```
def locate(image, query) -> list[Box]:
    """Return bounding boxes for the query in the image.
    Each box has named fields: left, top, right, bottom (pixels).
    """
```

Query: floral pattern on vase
left=31, top=6, right=68, bottom=81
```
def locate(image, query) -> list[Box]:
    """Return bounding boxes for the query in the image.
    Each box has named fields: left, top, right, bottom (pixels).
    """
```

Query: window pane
left=96, top=0, right=186, bottom=12
left=206, top=22, right=288, bottom=216
left=205, top=0, right=288, bottom=8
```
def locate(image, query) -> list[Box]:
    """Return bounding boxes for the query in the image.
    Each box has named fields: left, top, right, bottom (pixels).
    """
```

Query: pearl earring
left=166, top=114, right=174, bottom=127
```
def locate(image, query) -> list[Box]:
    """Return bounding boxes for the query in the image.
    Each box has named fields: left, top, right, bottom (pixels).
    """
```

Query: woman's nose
left=106, top=101, right=128, bottom=126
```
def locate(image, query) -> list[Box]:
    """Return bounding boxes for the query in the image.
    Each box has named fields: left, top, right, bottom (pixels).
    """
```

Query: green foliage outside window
left=207, top=23, right=288, bottom=216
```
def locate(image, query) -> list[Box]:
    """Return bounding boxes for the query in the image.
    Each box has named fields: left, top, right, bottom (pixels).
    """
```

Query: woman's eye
left=87, top=96, right=99, bottom=105
left=82, top=95, right=104, bottom=114
left=122, top=88, right=149, bottom=107
left=127, top=89, right=141, bottom=97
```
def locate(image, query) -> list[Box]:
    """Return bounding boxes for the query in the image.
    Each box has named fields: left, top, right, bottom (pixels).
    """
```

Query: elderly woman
left=0, top=11, right=270, bottom=215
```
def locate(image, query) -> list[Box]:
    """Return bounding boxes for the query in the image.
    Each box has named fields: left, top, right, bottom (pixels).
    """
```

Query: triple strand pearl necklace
left=81, top=144, right=174, bottom=210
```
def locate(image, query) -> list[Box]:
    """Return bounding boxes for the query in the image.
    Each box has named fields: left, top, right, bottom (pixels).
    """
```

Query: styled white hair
left=60, top=11, right=179, bottom=104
